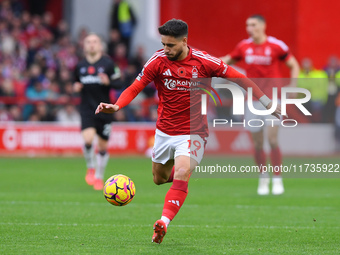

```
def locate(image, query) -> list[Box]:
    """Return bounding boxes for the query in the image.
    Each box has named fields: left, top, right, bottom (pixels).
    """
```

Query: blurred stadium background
left=0, top=0, right=340, bottom=157
left=1, top=1, right=340, bottom=254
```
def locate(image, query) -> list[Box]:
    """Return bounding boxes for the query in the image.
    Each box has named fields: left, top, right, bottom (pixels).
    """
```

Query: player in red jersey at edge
left=96, top=19, right=282, bottom=244
left=221, top=15, right=300, bottom=196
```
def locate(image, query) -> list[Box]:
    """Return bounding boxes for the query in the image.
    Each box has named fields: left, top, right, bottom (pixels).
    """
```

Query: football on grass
left=103, top=174, right=136, bottom=206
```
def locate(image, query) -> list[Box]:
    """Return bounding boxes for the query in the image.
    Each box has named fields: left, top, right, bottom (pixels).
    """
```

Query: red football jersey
left=229, top=36, right=292, bottom=98
left=136, top=47, right=231, bottom=137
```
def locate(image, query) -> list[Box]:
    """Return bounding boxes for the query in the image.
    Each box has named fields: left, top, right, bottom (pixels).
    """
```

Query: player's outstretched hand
left=267, top=102, right=287, bottom=119
left=95, top=102, right=120, bottom=114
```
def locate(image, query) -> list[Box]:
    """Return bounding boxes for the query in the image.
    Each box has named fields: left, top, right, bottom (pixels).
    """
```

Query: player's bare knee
left=253, top=142, right=263, bottom=150
left=268, top=138, right=278, bottom=148
left=269, top=141, right=279, bottom=149
left=174, top=167, right=190, bottom=180
left=251, top=137, right=263, bottom=150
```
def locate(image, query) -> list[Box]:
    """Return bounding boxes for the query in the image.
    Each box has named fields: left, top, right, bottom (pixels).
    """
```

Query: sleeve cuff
left=259, top=95, right=271, bottom=107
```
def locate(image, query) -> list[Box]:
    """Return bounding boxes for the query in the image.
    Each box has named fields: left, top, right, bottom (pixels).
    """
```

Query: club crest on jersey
left=192, top=66, right=198, bottom=78
left=88, top=66, right=96, bottom=74
left=265, top=46, right=271, bottom=56
left=80, top=67, right=86, bottom=74
left=98, top=67, right=105, bottom=73
left=177, top=67, right=186, bottom=78
left=245, top=48, right=253, bottom=55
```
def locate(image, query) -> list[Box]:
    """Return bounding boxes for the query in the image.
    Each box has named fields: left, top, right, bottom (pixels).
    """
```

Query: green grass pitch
left=1, top=156, right=339, bottom=254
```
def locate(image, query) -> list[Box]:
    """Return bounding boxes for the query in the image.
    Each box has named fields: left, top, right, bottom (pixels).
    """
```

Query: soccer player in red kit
left=221, top=15, right=300, bottom=195
left=96, top=19, right=282, bottom=244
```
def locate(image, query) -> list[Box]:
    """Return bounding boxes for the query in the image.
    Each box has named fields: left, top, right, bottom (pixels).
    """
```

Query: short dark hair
left=158, top=19, right=188, bottom=38
left=248, top=14, right=266, bottom=23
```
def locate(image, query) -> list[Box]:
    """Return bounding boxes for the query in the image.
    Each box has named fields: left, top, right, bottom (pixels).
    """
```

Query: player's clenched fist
left=95, top=102, right=120, bottom=114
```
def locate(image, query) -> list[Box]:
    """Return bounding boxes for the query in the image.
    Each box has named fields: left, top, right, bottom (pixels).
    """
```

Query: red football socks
left=166, top=166, right=175, bottom=183
left=254, top=149, right=266, bottom=173
left=270, top=147, right=282, bottom=176
left=162, top=179, right=188, bottom=221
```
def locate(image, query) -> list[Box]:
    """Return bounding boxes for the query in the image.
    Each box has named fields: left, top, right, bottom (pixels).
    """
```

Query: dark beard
left=166, top=49, right=183, bottom=61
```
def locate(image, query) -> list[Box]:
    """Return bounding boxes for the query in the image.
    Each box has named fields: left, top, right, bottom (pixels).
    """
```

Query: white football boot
left=257, top=172, right=270, bottom=195
left=272, top=176, right=284, bottom=195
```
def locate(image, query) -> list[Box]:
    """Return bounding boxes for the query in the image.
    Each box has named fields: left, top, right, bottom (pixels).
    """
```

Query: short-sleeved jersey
left=230, top=36, right=291, bottom=78
left=229, top=36, right=291, bottom=98
left=136, top=47, right=230, bottom=137
left=75, top=56, right=120, bottom=117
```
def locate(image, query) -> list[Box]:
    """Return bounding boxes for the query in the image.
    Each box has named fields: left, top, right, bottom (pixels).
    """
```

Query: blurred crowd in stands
left=0, top=0, right=158, bottom=123
left=0, top=0, right=340, bottom=132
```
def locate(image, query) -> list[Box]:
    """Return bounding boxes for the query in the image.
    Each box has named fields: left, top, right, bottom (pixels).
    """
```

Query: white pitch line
left=0, top=222, right=338, bottom=230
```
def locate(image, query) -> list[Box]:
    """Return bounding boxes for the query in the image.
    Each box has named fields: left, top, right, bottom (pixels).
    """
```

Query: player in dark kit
left=74, top=33, right=122, bottom=190
left=96, top=19, right=282, bottom=243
